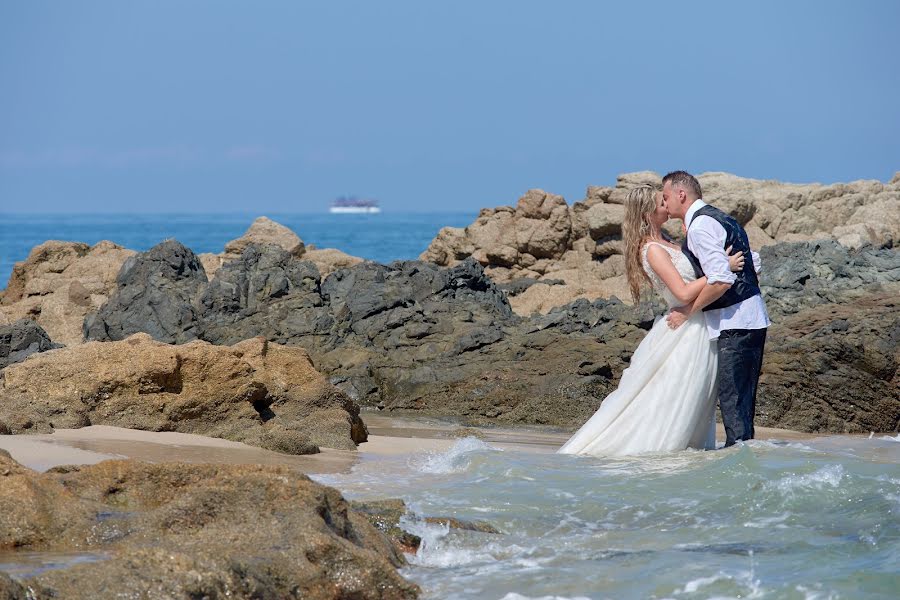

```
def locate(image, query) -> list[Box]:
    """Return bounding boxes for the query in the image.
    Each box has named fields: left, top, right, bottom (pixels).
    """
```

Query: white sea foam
left=498, top=595, right=593, bottom=600
left=746, top=439, right=816, bottom=452
left=673, top=573, right=729, bottom=594
left=795, top=584, right=840, bottom=600
left=765, top=464, right=845, bottom=496
left=741, top=511, right=791, bottom=529
left=410, top=436, right=497, bottom=474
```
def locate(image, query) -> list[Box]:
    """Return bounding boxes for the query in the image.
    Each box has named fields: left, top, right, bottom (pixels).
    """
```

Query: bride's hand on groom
left=666, top=305, right=691, bottom=329
left=726, top=245, right=746, bottom=272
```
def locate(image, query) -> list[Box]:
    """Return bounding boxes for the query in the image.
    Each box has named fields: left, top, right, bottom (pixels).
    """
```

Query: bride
left=558, top=184, right=750, bottom=456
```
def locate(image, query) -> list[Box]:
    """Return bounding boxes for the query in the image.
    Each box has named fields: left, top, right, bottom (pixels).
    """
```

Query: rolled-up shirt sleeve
left=751, top=250, right=761, bottom=274
left=687, top=216, right=735, bottom=285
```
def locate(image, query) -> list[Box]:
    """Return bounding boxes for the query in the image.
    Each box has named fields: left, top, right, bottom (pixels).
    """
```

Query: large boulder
left=758, top=293, right=899, bottom=433
left=0, top=319, right=61, bottom=369
left=0, top=333, right=366, bottom=453
left=224, top=215, right=306, bottom=258
left=421, top=171, right=900, bottom=314
left=198, top=216, right=365, bottom=279
left=0, top=453, right=419, bottom=599
left=754, top=241, right=900, bottom=432
left=83, top=239, right=207, bottom=344
left=0, top=240, right=135, bottom=346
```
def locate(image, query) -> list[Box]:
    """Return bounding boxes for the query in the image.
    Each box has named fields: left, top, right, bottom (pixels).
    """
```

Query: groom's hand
left=667, top=306, right=691, bottom=329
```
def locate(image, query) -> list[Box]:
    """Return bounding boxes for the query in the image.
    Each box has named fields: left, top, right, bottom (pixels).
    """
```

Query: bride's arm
left=646, top=245, right=707, bottom=305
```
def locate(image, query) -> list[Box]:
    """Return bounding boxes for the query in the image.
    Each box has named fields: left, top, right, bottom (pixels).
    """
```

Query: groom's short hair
left=663, top=170, right=702, bottom=199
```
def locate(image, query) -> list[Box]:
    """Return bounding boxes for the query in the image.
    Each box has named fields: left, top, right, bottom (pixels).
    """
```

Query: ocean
left=314, top=433, right=900, bottom=600
left=0, top=212, right=477, bottom=289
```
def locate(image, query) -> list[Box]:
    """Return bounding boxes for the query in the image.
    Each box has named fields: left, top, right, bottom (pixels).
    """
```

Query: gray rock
left=498, top=277, right=565, bottom=297
left=82, top=238, right=900, bottom=433
left=759, top=240, right=900, bottom=318
left=198, top=244, right=328, bottom=345
left=83, top=239, right=207, bottom=344
left=0, top=319, right=61, bottom=369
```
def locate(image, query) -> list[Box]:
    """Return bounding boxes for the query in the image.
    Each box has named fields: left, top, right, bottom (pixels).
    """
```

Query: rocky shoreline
left=0, top=449, right=419, bottom=599
left=1, top=171, right=898, bottom=597
left=1, top=173, right=898, bottom=439
left=11, top=236, right=891, bottom=435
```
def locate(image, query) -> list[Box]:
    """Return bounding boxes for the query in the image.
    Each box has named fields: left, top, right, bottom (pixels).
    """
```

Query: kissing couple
left=559, top=170, right=770, bottom=456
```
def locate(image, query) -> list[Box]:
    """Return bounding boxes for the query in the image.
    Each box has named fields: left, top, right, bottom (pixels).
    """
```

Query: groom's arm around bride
left=659, top=170, right=770, bottom=447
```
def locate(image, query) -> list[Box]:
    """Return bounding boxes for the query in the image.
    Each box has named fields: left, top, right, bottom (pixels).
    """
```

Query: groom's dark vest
left=682, top=204, right=761, bottom=312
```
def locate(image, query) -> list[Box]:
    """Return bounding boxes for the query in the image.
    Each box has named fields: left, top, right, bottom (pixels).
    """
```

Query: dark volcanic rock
left=758, top=293, right=899, bottom=433
left=0, top=453, right=419, bottom=599
left=82, top=238, right=900, bottom=433
left=198, top=244, right=328, bottom=345
left=754, top=241, right=900, bottom=432
left=497, top=277, right=565, bottom=297
left=0, top=319, right=61, bottom=369
left=760, top=240, right=900, bottom=318
left=83, top=239, right=207, bottom=344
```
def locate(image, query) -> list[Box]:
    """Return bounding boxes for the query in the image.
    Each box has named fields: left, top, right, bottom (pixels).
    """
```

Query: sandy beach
left=0, top=412, right=821, bottom=474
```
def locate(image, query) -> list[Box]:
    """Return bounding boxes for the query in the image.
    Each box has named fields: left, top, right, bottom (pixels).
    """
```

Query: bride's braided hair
left=622, top=184, right=660, bottom=304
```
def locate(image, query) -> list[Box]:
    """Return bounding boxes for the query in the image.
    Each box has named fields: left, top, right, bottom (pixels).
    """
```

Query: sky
left=1, top=0, right=898, bottom=213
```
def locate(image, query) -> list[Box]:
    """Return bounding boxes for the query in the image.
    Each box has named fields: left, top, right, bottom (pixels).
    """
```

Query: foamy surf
left=409, top=436, right=498, bottom=474
left=314, top=431, right=899, bottom=599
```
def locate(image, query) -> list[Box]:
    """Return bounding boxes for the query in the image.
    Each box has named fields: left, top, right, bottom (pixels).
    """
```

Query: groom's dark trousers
left=717, top=327, right=767, bottom=446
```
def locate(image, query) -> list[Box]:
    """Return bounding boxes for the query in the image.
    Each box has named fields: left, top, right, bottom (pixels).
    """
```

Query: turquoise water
left=0, top=212, right=476, bottom=288
left=314, top=435, right=900, bottom=600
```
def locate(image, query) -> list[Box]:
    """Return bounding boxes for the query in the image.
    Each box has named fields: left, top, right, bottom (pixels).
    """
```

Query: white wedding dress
left=558, top=242, right=718, bottom=456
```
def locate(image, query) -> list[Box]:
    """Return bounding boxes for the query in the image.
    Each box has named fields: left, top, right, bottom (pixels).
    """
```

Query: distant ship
left=330, top=197, right=381, bottom=214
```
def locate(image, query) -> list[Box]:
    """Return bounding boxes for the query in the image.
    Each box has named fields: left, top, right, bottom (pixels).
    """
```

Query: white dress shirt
left=685, top=200, right=771, bottom=340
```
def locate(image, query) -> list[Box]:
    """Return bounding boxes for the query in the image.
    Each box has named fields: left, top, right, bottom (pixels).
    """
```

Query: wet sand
left=0, top=414, right=822, bottom=474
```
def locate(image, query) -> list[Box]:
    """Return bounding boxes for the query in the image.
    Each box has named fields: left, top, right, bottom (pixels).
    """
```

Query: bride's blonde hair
left=622, top=184, right=661, bottom=304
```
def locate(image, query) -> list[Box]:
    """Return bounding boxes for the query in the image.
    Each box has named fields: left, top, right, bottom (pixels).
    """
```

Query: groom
left=661, top=170, right=770, bottom=447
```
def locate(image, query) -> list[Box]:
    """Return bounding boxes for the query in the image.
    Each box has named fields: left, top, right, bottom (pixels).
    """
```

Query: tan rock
left=304, top=247, right=365, bottom=278
left=0, top=455, right=419, bottom=598
left=198, top=252, right=227, bottom=278
left=202, top=217, right=366, bottom=281
left=421, top=170, right=900, bottom=314
left=419, top=226, right=473, bottom=264
left=223, top=216, right=305, bottom=260
left=608, top=171, right=660, bottom=204
left=584, top=204, right=625, bottom=238
left=0, top=333, right=366, bottom=453
left=0, top=241, right=135, bottom=346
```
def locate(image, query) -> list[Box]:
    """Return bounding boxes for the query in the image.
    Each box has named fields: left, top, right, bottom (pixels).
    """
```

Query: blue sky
left=1, top=0, right=898, bottom=213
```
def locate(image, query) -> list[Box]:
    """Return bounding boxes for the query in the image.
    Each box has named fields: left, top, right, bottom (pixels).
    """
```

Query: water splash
left=410, top=436, right=497, bottom=474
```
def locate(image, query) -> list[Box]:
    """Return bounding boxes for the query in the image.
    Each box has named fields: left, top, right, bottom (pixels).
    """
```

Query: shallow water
left=313, top=434, right=900, bottom=600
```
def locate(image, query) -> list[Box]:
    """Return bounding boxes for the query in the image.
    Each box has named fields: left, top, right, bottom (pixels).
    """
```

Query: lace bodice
left=641, top=242, right=698, bottom=308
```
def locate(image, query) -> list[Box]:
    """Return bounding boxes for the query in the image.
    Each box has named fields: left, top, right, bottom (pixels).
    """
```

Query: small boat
left=330, top=197, right=381, bottom=214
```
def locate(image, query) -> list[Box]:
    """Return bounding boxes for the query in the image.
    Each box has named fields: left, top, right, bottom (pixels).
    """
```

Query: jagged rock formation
left=0, top=319, right=61, bottom=369
left=0, top=333, right=366, bottom=453
left=0, top=240, right=135, bottom=346
left=1, top=218, right=361, bottom=348
left=85, top=240, right=652, bottom=428
left=422, top=171, right=900, bottom=314
left=80, top=237, right=900, bottom=433
left=83, top=239, right=208, bottom=344
left=0, top=453, right=419, bottom=599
